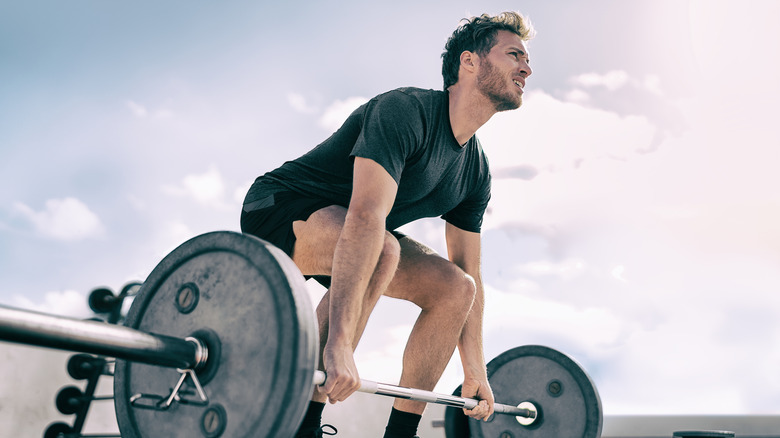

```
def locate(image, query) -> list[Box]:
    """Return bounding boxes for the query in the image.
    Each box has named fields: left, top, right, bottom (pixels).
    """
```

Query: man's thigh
left=291, top=205, right=348, bottom=276
left=292, top=207, right=415, bottom=284
left=384, top=235, right=468, bottom=310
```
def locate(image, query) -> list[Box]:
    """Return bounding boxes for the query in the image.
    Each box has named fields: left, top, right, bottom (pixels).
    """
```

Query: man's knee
left=371, top=231, right=401, bottom=291
left=380, top=231, right=402, bottom=266
left=427, top=264, right=477, bottom=313
left=453, top=272, right=477, bottom=311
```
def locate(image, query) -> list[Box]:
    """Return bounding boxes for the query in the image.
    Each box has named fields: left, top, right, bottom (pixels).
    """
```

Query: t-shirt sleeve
left=350, top=91, right=423, bottom=183
left=441, top=155, right=492, bottom=233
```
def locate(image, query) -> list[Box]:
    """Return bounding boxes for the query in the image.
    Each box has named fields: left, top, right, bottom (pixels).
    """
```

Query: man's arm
left=321, top=156, right=398, bottom=403
left=445, top=221, right=495, bottom=420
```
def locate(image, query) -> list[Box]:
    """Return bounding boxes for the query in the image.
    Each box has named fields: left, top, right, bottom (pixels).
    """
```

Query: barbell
left=0, top=231, right=603, bottom=437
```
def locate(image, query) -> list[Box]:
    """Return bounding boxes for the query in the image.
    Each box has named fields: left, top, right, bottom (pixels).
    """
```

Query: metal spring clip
left=129, top=368, right=209, bottom=411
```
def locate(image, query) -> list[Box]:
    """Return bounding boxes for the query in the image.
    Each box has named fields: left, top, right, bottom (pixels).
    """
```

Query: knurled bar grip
left=312, top=370, right=536, bottom=419
left=0, top=305, right=206, bottom=370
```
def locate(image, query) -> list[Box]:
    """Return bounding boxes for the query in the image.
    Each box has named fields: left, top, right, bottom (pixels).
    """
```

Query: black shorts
left=240, top=191, right=406, bottom=288
left=241, top=191, right=406, bottom=257
left=240, top=190, right=334, bottom=258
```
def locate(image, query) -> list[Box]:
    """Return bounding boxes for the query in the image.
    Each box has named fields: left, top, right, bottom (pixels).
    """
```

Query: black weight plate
left=67, top=354, right=104, bottom=380
left=43, top=422, right=74, bottom=438
left=88, top=288, right=117, bottom=313
left=55, top=385, right=84, bottom=415
left=114, top=231, right=318, bottom=438
left=444, top=385, right=470, bottom=438
left=468, top=345, right=602, bottom=438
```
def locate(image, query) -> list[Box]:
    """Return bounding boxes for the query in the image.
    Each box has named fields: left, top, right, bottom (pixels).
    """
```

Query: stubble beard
left=477, top=58, right=523, bottom=112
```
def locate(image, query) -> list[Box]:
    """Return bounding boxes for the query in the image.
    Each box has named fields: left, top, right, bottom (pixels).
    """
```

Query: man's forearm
left=327, top=210, right=386, bottom=347
left=458, top=277, right=487, bottom=379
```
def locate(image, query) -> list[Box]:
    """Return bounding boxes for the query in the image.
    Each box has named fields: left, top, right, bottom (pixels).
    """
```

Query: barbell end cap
left=185, top=336, right=209, bottom=371
left=514, top=401, right=538, bottom=426
left=313, top=370, right=327, bottom=386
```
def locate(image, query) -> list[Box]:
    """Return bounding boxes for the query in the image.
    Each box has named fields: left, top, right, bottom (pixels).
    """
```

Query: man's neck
left=447, top=84, right=497, bottom=146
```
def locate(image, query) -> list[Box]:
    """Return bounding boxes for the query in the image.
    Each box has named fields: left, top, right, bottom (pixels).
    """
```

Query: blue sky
left=2, top=0, right=780, bottom=436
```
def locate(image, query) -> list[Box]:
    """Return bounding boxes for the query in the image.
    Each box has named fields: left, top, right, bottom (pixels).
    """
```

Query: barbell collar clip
left=130, top=368, right=209, bottom=411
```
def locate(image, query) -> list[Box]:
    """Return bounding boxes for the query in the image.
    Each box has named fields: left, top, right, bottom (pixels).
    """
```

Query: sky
left=2, top=0, right=780, bottom=436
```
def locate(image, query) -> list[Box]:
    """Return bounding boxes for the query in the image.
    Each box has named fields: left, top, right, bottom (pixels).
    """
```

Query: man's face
left=476, top=30, right=532, bottom=112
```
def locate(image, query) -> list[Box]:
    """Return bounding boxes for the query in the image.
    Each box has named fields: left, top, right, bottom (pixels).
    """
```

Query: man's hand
left=318, top=342, right=361, bottom=404
left=461, top=376, right=495, bottom=420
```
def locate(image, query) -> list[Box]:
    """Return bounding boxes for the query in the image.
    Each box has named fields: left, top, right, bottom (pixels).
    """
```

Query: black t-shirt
left=244, top=87, right=491, bottom=233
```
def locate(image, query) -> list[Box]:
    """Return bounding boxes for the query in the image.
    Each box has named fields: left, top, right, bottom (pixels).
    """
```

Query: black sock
left=383, top=407, right=422, bottom=438
left=295, top=401, right=326, bottom=437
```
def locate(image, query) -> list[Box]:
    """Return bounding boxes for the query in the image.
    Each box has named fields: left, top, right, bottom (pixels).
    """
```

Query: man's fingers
left=463, top=400, right=487, bottom=420
left=464, top=399, right=497, bottom=421
left=322, top=372, right=361, bottom=403
left=321, top=344, right=361, bottom=403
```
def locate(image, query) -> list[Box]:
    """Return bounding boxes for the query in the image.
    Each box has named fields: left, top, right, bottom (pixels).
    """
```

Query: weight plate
left=56, top=385, right=84, bottom=415
left=88, top=288, right=117, bottom=314
left=444, top=385, right=470, bottom=438
left=114, top=231, right=318, bottom=438
left=468, top=345, right=602, bottom=438
left=67, top=354, right=104, bottom=380
left=43, top=422, right=74, bottom=438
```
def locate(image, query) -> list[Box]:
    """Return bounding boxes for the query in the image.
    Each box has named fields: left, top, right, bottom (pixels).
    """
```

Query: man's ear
left=460, top=50, right=478, bottom=73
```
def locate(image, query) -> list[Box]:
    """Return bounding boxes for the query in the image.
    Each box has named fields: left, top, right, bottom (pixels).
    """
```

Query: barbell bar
left=312, top=370, right=537, bottom=421
left=0, top=304, right=207, bottom=371
left=0, top=304, right=537, bottom=422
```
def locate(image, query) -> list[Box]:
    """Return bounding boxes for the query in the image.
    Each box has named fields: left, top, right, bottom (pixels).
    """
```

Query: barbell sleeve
left=312, top=370, right=537, bottom=420
left=0, top=305, right=206, bottom=370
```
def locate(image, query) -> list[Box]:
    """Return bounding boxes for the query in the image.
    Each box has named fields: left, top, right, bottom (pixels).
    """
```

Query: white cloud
left=318, top=96, right=368, bottom=132
left=163, top=220, right=195, bottom=244
left=566, top=70, right=663, bottom=102
left=571, top=70, right=631, bottom=91
left=491, top=164, right=539, bottom=180
left=610, top=264, right=628, bottom=282
left=287, top=92, right=318, bottom=114
left=517, top=258, right=587, bottom=279
left=126, top=100, right=148, bottom=117
left=564, top=88, right=590, bottom=103
left=13, top=197, right=104, bottom=241
left=483, top=283, right=626, bottom=352
left=126, top=100, right=173, bottom=119
left=13, top=289, right=92, bottom=318
left=162, top=165, right=227, bottom=206
left=479, top=90, right=657, bottom=175
left=143, top=220, right=198, bottom=266
left=642, top=74, right=663, bottom=96
left=570, top=70, right=664, bottom=96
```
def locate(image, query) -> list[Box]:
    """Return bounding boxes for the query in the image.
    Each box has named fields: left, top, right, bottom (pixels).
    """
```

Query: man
left=241, top=12, right=534, bottom=438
